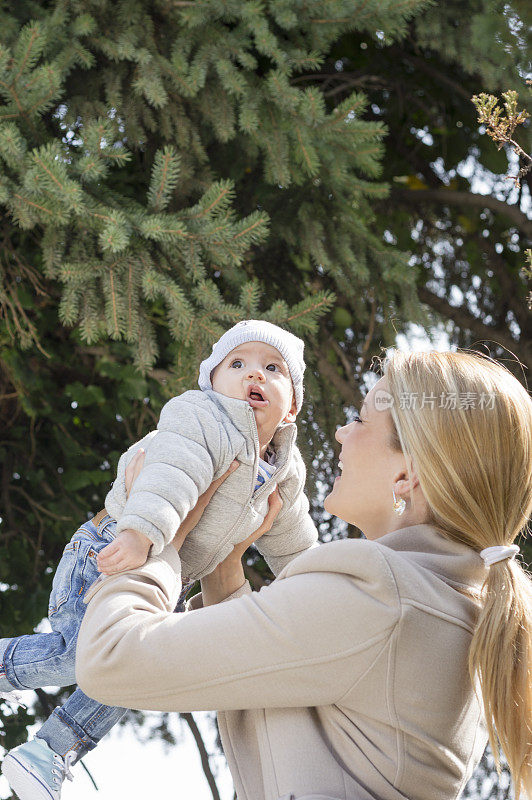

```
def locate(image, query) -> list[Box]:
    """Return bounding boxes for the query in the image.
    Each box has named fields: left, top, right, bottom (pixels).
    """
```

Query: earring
left=392, top=490, right=406, bottom=516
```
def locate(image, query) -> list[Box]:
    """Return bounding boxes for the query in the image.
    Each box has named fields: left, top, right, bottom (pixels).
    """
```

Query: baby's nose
left=247, top=368, right=265, bottom=381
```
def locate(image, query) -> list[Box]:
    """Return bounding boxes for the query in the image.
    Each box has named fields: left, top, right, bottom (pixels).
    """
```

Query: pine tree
left=0, top=0, right=429, bottom=379
left=1, top=2, right=527, bottom=796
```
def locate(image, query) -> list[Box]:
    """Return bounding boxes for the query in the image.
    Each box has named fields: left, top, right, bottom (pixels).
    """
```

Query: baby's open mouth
left=247, top=386, right=269, bottom=406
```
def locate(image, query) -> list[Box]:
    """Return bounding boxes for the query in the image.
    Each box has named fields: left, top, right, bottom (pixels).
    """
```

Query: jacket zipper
left=246, top=405, right=278, bottom=501
left=190, top=407, right=290, bottom=577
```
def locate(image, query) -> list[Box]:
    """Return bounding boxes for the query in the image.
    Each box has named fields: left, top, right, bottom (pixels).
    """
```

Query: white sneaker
left=2, top=738, right=75, bottom=800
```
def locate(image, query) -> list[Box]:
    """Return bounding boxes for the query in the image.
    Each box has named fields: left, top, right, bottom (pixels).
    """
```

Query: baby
left=0, top=319, right=318, bottom=800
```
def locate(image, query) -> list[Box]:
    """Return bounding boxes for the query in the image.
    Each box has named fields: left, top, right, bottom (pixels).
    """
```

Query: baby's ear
left=284, top=394, right=297, bottom=423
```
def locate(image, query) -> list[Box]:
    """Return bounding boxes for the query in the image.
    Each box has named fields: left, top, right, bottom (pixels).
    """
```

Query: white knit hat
left=198, top=320, right=305, bottom=413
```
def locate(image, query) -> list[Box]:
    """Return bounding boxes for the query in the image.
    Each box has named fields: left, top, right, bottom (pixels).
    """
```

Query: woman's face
left=324, top=375, right=427, bottom=539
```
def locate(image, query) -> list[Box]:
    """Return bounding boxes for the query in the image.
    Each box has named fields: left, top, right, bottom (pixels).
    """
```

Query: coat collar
left=376, top=523, right=487, bottom=594
left=203, top=389, right=297, bottom=459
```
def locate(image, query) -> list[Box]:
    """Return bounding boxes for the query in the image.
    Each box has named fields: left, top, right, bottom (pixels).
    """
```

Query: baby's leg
left=36, top=688, right=127, bottom=762
left=32, top=518, right=128, bottom=761
left=1, top=514, right=121, bottom=694
left=0, top=524, right=103, bottom=692
left=0, top=630, right=77, bottom=693
left=2, top=688, right=127, bottom=798
left=1, top=516, right=127, bottom=799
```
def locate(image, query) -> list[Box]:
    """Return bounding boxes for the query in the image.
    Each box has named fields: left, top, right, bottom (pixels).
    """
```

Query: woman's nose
left=335, top=423, right=353, bottom=443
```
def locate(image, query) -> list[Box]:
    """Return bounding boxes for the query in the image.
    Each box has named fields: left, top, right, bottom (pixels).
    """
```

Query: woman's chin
left=324, top=487, right=353, bottom=523
left=323, top=492, right=336, bottom=514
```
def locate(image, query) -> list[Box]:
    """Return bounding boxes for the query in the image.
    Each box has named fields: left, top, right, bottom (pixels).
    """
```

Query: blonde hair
left=382, top=349, right=532, bottom=799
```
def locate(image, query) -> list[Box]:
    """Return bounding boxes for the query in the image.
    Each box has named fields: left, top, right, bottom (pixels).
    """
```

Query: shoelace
left=51, top=751, right=75, bottom=787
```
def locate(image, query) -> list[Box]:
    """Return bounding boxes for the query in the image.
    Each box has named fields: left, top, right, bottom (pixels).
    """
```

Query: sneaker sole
left=2, top=753, right=56, bottom=800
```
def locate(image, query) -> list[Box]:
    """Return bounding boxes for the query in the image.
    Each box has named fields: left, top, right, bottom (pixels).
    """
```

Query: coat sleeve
left=113, top=393, right=239, bottom=554
left=76, top=541, right=400, bottom=713
left=255, top=447, right=319, bottom=575
left=255, top=489, right=319, bottom=576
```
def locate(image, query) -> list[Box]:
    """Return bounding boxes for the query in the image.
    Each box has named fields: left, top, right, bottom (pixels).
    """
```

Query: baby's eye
left=230, top=359, right=243, bottom=368
left=353, top=409, right=363, bottom=423
left=266, top=363, right=279, bottom=372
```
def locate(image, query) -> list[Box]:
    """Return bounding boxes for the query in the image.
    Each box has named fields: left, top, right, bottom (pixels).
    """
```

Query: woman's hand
left=124, top=449, right=240, bottom=551
left=124, top=447, right=146, bottom=495
left=201, top=487, right=283, bottom=606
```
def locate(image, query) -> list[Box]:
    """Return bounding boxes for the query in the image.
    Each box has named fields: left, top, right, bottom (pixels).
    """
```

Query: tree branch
left=315, top=350, right=362, bottom=407
left=393, top=187, right=532, bottom=237
left=82, top=346, right=173, bottom=384
left=418, top=286, right=531, bottom=371
left=180, top=713, right=221, bottom=800
left=401, top=52, right=472, bottom=101
left=322, top=74, right=389, bottom=98
left=355, top=295, right=377, bottom=377
left=326, top=332, right=354, bottom=379
left=476, top=238, right=532, bottom=335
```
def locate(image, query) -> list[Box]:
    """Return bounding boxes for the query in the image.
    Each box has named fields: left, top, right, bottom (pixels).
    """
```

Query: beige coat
left=76, top=523, right=488, bottom=800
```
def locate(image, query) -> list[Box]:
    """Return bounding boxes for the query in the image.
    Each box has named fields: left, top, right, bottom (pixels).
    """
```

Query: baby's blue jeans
left=0, top=514, right=187, bottom=761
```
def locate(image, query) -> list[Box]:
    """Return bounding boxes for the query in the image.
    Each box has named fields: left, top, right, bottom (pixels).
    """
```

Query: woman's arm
left=200, top=488, right=283, bottom=605
left=75, top=539, right=399, bottom=713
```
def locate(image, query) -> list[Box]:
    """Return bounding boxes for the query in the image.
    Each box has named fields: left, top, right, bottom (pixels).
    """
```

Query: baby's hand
left=97, top=529, right=152, bottom=575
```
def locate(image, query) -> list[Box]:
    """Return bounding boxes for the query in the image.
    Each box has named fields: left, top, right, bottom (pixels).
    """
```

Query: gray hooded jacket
left=105, top=389, right=318, bottom=580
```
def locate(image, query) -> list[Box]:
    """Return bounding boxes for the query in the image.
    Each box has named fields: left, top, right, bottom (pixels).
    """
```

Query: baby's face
left=211, top=341, right=297, bottom=438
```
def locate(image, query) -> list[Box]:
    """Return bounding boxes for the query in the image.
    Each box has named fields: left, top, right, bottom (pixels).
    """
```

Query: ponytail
left=469, top=559, right=532, bottom=798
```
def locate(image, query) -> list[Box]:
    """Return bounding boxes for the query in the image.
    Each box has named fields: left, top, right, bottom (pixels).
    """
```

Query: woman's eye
left=230, top=360, right=243, bottom=368
left=353, top=410, right=363, bottom=423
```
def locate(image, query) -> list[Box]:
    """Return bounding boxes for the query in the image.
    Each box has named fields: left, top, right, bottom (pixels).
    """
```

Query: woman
left=76, top=349, right=532, bottom=800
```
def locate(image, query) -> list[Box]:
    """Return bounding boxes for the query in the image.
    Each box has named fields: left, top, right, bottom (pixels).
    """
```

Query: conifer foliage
left=0, top=0, right=426, bottom=377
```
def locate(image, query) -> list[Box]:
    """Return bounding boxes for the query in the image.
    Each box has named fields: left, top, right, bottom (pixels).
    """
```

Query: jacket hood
left=278, top=523, right=487, bottom=630
left=376, top=523, right=487, bottom=594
